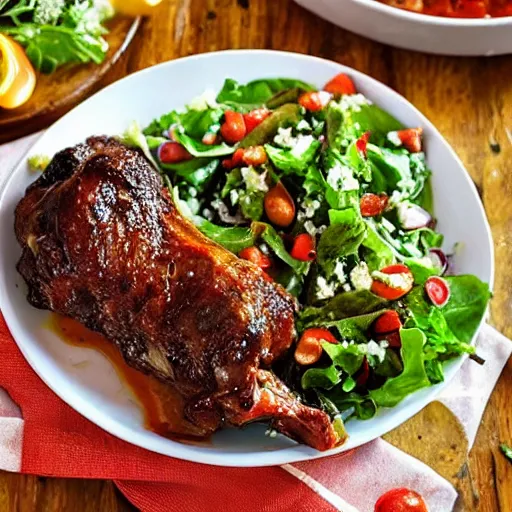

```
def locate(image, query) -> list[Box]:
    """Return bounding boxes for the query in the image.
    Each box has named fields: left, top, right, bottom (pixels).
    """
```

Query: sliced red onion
left=397, top=202, right=432, bottom=230
left=428, top=248, right=448, bottom=275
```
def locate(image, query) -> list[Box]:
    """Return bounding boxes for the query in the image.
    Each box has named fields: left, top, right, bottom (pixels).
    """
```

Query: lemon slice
left=110, top=0, right=163, bottom=16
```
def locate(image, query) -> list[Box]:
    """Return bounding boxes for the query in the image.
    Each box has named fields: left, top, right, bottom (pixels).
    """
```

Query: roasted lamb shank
left=14, top=137, right=343, bottom=450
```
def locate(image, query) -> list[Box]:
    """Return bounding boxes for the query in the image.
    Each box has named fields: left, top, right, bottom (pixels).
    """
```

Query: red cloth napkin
left=0, top=314, right=337, bottom=511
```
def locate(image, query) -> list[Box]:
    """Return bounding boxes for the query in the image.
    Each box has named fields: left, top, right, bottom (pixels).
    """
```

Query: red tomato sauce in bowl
left=379, top=0, right=512, bottom=18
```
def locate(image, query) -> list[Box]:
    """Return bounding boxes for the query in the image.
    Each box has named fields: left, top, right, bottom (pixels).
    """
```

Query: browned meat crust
left=14, top=136, right=343, bottom=450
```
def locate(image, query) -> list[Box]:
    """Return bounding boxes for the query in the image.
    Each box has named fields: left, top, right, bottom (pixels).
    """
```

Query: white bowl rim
left=353, top=0, right=512, bottom=26
left=0, top=49, right=495, bottom=467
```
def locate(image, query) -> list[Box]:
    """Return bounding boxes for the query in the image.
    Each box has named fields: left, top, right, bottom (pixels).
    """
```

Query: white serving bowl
left=295, top=0, right=512, bottom=56
left=0, top=50, right=494, bottom=467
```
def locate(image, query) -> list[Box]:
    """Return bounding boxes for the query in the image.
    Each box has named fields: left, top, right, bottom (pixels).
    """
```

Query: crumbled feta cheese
left=304, top=220, right=318, bottom=236
left=350, top=262, right=373, bottom=290
left=333, top=260, right=347, bottom=284
left=389, top=189, right=408, bottom=207
left=301, top=197, right=321, bottom=219
left=290, top=135, right=315, bottom=158
left=229, top=189, right=239, bottom=205
left=202, top=208, right=213, bottom=220
left=188, top=186, right=197, bottom=198
left=188, top=89, right=219, bottom=110
left=316, top=276, right=336, bottom=300
left=273, top=127, right=294, bottom=148
left=366, top=340, right=387, bottom=363
left=339, top=93, right=371, bottom=112
left=342, top=283, right=352, bottom=292
left=372, top=270, right=414, bottom=290
left=387, top=131, right=402, bottom=147
left=381, top=217, right=396, bottom=233
left=296, top=119, right=312, bottom=132
left=241, top=167, right=268, bottom=192
left=327, top=162, right=359, bottom=192
left=317, top=225, right=327, bottom=235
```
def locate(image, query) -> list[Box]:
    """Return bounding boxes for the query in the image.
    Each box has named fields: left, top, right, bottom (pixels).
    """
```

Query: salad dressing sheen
left=47, top=313, right=211, bottom=445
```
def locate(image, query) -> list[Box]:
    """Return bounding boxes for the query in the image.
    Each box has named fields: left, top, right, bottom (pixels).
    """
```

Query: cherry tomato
left=323, top=73, right=356, bottom=96
left=295, top=328, right=337, bottom=366
left=243, top=108, right=270, bottom=134
left=371, top=264, right=414, bottom=301
left=222, top=148, right=245, bottom=169
left=264, top=182, right=295, bottom=228
left=290, top=233, right=316, bottom=261
left=356, top=131, right=371, bottom=157
left=375, top=488, right=428, bottom=512
left=158, top=142, right=193, bottom=164
left=397, top=128, right=423, bottom=153
left=425, top=276, right=450, bottom=307
left=298, top=91, right=332, bottom=112
left=220, top=110, right=247, bottom=144
left=239, top=246, right=271, bottom=270
left=373, top=310, right=402, bottom=334
left=242, top=145, right=268, bottom=166
left=360, top=193, right=388, bottom=217
left=356, top=357, right=370, bottom=386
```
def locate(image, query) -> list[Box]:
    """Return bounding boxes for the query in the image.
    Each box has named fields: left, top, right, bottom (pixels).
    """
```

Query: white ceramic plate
left=295, top=0, right=512, bottom=56
left=0, top=50, right=494, bottom=467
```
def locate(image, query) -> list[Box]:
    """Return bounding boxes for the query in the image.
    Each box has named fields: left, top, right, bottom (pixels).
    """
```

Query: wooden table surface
left=1, top=0, right=511, bottom=510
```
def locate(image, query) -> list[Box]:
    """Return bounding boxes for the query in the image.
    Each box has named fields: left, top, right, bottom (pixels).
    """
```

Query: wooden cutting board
left=0, top=15, right=140, bottom=144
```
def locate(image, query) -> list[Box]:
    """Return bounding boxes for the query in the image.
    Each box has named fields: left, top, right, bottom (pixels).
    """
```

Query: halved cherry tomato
left=356, top=131, right=371, bottom=157
left=239, top=246, right=271, bottom=270
left=295, top=328, right=337, bottom=366
left=356, top=357, right=370, bottom=386
left=323, top=73, right=356, bottom=96
left=242, top=145, right=267, bottom=166
left=202, top=132, right=218, bottom=145
left=397, top=128, right=423, bottom=153
left=298, top=91, right=332, bottom=112
left=375, top=488, right=428, bottom=512
left=158, top=142, right=192, bottom=164
left=220, top=110, right=246, bottom=144
left=243, top=108, right=270, bottom=134
left=374, top=311, right=402, bottom=334
left=371, top=264, right=414, bottom=301
left=264, top=182, right=295, bottom=228
left=425, top=276, right=450, bottom=307
left=360, top=193, right=388, bottom=217
left=290, top=233, right=316, bottom=261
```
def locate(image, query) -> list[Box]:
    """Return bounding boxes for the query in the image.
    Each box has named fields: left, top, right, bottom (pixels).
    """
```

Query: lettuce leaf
left=370, top=328, right=430, bottom=407
left=216, top=78, right=315, bottom=110
left=265, top=141, right=321, bottom=175
left=317, top=208, right=366, bottom=275
left=299, top=289, right=388, bottom=328
left=240, top=104, right=302, bottom=148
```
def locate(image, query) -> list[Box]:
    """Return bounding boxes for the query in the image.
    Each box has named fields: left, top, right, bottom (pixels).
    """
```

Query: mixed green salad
left=123, top=72, right=491, bottom=426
